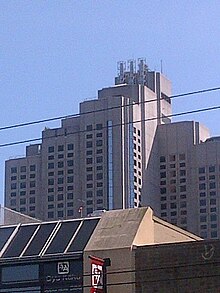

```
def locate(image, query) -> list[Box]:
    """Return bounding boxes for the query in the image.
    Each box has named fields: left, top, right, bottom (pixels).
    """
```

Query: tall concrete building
left=143, top=120, right=220, bottom=239
left=4, top=59, right=172, bottom=221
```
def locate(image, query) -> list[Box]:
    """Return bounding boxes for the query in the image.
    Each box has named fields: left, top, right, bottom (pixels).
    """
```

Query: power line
left=0, top=103, right=219, bottom=149
left=0, top=85, right=220, bottom=133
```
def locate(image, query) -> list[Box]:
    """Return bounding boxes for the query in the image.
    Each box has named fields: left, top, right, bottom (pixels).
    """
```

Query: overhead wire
left=0, top=103, right=220, bottom=148
left=0, top=85, right=219, bottom=132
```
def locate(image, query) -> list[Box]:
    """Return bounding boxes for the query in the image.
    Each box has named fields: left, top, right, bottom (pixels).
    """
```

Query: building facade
left=143, top=121, right=220, bottom=239
left=4, top=59, right=172, bottom=221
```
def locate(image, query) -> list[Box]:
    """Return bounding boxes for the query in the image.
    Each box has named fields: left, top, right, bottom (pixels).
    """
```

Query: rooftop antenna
left=160, top=59, right=163, bottom=74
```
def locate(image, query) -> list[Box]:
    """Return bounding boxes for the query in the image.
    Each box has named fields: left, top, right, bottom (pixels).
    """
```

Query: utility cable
left=0, top=85, right=220, bottom=132
left=0, top=103, right=219, bottom=148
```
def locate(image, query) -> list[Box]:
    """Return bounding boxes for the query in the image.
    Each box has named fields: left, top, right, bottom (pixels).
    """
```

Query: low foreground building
left=1, top=207, right=219, bottom=292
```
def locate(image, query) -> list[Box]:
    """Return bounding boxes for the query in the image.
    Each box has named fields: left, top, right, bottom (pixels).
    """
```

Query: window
left=48, top=211, right=54, bottom=218
left=30, top=190, right=35, bottom=195
left=11, top=183, right=17, bottom=190
left=30, top=181, right=35, bottom=188
left=11, top=192, right=16, bottom=197
left=96, top=140, right=103, bottom=147
left=19, top=191, right=26, bottom=196
left=57, top=194, right=64, bottom=201
left=209, top=182, right=216, bottom=189
left=160, top=165, right=166, bottom=170
left=30, top=164, right=36, bottom=172
left=200, top=199, right=206, bottom=206
left=209, top=166, right=215, bottom=173
left=67, top=193, right=73, bottom=200
left=180, top=201, right=186, bottom=208
left=30, top=173, right=35, bottom=179
left=20, top=198, right=26, bottom=205
left=86, top=167, right=93, bottom=172
left=161, top=203, right=167, bottom=210
left=67, top=202, right=73, bottom=207
left=86, top=150, right=93, bottom=156
left=160, top=187, right=166, bottom=194
left=86, top=141, right=93, bottom=148
left=200, top=215, right=207, bottom=223
left=48, top=146, right=54, bottom=153
left=210, top=191, right=216, bottom=196
left=170, top=203, right=177, bottom=209
left=67, top=210, right=74, bottom=216
left=97, top=199, right=103, bottom=204
left=211, top=231, right=217, bottom=238
left=96, top=156, right=103, bottom=163
left=11, top=176, right=17, bottom=181
left=57, top=203, right=64, bottom=208
left=97, top=165, right=103, bottom=171
left=86, top=125, right=92, bottom=131
left=48, top=188, right=54, bottom=193
left=210, top=214, right=217, bottom=222
left=180, top=185, right=186, bottom=192
left=97, top=182, right=103, bottom=187
left=58, top=154, right=64, bottom=159
left=86, top=158, right=93, bottom=164
left=58, top=145, right=64, bottom=152
left=199, top=167, right=205, bottom=174
left=48, top=163, right=54, bottom=169
left=48, top=171, right=54, bottom=176
left=68, top=169, right=74, bottom=174
left=87, top=183, right=93, bottom=188
left=96, top=132, right=102, bottom=137
left=160, top=172, right=166, bottom=179
left=87, top=200, right=93, bottom=205
left=87, top=174, right=93, bottom=181
left=86, top=134, right=93, bottom=139
left=96, top=123, right=103, bottom=130
left=30, top=197, right=35, bottom=204
left=160, top=156, right=166, bottom=163
left=170, top=171, right=176, bottom=177
left=48, top=155, right=54, bottom=160
left=11, top=167, right=17, bottom=174
left=179, top=162, right=186, bottom=168
left=58, top=177, right=64, bottom=184
left=179, top=153, right=185, bottom=160
left=180, top=178, right=186, bottom=183
left=210, top=198, right=216, bottom=205
left=97, top=190, right=103, bottom=197
left=48, top=178, right=54, bottom=185
left=97, top=173, right=103, bottom=180
left=97, top=149, right=103, bottom=154
left=199, top=183, right=206, bottom=190
left=180, top=170, right=186, bottom=176
left=67, top=176, right=74, bottom=183
left=58, top=161, right=64, bottom=168
left=20, top=166, right=26, bottom=172
left=87, top=191, right=93, bottom=198
left=20, top=182, right=26, bottom=189
left=169, top=154, right=176, bottom=162
left=48, top=195, right=54, bottom=202
left=10, top=199, right=16, bottom=206
left=67, top=143, right=74, bottom=150
left=67, top=185, right=73, bottom=190
left=67, top=152, right=73, bottom=158
left=170, top=185, right=176, bottom=193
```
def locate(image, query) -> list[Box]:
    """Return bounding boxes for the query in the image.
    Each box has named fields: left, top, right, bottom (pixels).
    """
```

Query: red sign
left=90, top=256, right=105, bottom=293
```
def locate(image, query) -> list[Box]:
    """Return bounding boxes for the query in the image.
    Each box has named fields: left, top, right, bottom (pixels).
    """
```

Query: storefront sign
left=90, top=256, right=105, bottom=293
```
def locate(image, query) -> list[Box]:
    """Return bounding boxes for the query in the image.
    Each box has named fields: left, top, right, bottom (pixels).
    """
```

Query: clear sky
left=0, top=1, right=220, bottom=204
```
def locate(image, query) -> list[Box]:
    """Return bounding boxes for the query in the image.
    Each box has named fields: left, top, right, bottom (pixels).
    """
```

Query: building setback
left=143, top=120, right=220, bottom=240
left=4, top=59, right=172, bottom=221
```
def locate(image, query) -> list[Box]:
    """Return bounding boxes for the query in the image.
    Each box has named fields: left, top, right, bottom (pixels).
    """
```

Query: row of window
left=48, top=144, right=74, bottom=153
left=48, top=160, right=74, bottom=169
left=48, top=152, right=73, bottom=160
left=161, top=201, right=187, bottom=210
left=48, top=209, right=74, bottom=218
left=11, top=174, right=36, bottom=180
left=11, top=190, right=36, bottom=197
left=10, top=197, right=35, bottom=205
left=160, top=154, right=186, bottom=163
left=160, top=170, right=186, bottom=178
left=48, top=176, right=74, bottom=185
left=11, top=165, right=36, bottom=174
left=48, top=193, right=73, bottom=202
left=198, top=166, right=219, bottom=174
left=11, top=182, right=36, bottom=190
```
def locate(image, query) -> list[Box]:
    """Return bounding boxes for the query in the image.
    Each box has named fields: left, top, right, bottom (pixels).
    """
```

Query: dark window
left=11, top=167, right=17, bottom=174
left=96, top=123, right=103, bottom=130
left=97, top=190, right=103, bottom=197
left=86, top=150, right=93, bottom=155
left=67, top=193, right=73, bottom=200
left=199, top=183, right=206, bottom=190
left=48, top=179, right=54, bottom=185
left=67, top=209, right=74, bottom=216
left=58, top=154, right=64, bottom=159
left=180, top=185, right=186, bottom=192
left=161, top=203, right=167, bottom=210
left=11, top=183, right=17, bottom=190
left=67, top=185, right=73, bottom=191
left=97, top=173, right=103, bottom=180
left=199, top=167, right=205, bottom=174
left=160, top=172, right=166, bottom=179
left=96, top=140, right=103, bottom=147
left=11, top=176, right=17, bottom=181
left=87, top=174, right=93, bottom=181
left=67, top=160, right=73, bottom=167
left=30, top=181, right=35, bottom=188
left=58, top=194, right=64, bottom=201
left=97, top=165, right=103, bottom=171
left=11, top=192, right=16, bottom=197
left=67, top=176, right=74, bottom=183
left=209, top=166, right=215, bottom=173
left=30, top=197, right=35, bottom=204
left=170, top=202, right=177, bottom=209
left=20, top=174, right=26, bottom=180
left=30, top=190, right=35, bottom=195
left=58, top=145, right=64, bottom=152
left=58, top=178, right=64, bottom=184
left=96, top=156, right=103, bottom=163
left=87, top=200, right=93, bottom=205
left=48, top=163, right=54, bottom=169
left=68, top=169, right=74, bottom=174
left=48, top=211, right=54, bottom=218
left=179, top=154, right=185, bottom=160
left=86, top=134, right=93, bottom=139
left=86, top=125, right=92, bottom=131
left=48, top=146, right=54, bottom=153
left=169, top=155, right=176, bottom=162
left=86, top=158, right=93, bottom=164
left=97, top=199, right=103, bottom=204
left=87, top=191, right=93, bottom=198
left=20, top=198, right=26, bottom=205
left=209, top=182, right=216, bottom=189
left=180, top=170, right=186, bottom=176
left=1, top=264, right=39, bottom=283
left=20, top=166, right=26, bottom=173
left=20, top=182, right=26, bottom=189
left=67, top=152, right=74, bottom=158
left=86, top=141, right=93, bottom=148
left=30, top=165, right=36, bottom=172
left=30, top=173, right=35, bottom=179
left=96, top=132, right=102, bottom=138
left=48, top=155, right=54, bottom=160
left=58, top=161, right=64, bottom=168
left=87, top=167, right=93, bottom=172
left=68, top=143, right=74, bottom=150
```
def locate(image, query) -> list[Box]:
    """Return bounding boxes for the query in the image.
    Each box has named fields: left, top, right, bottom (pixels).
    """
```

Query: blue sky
left=0, top=1, right=220, bottom=204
